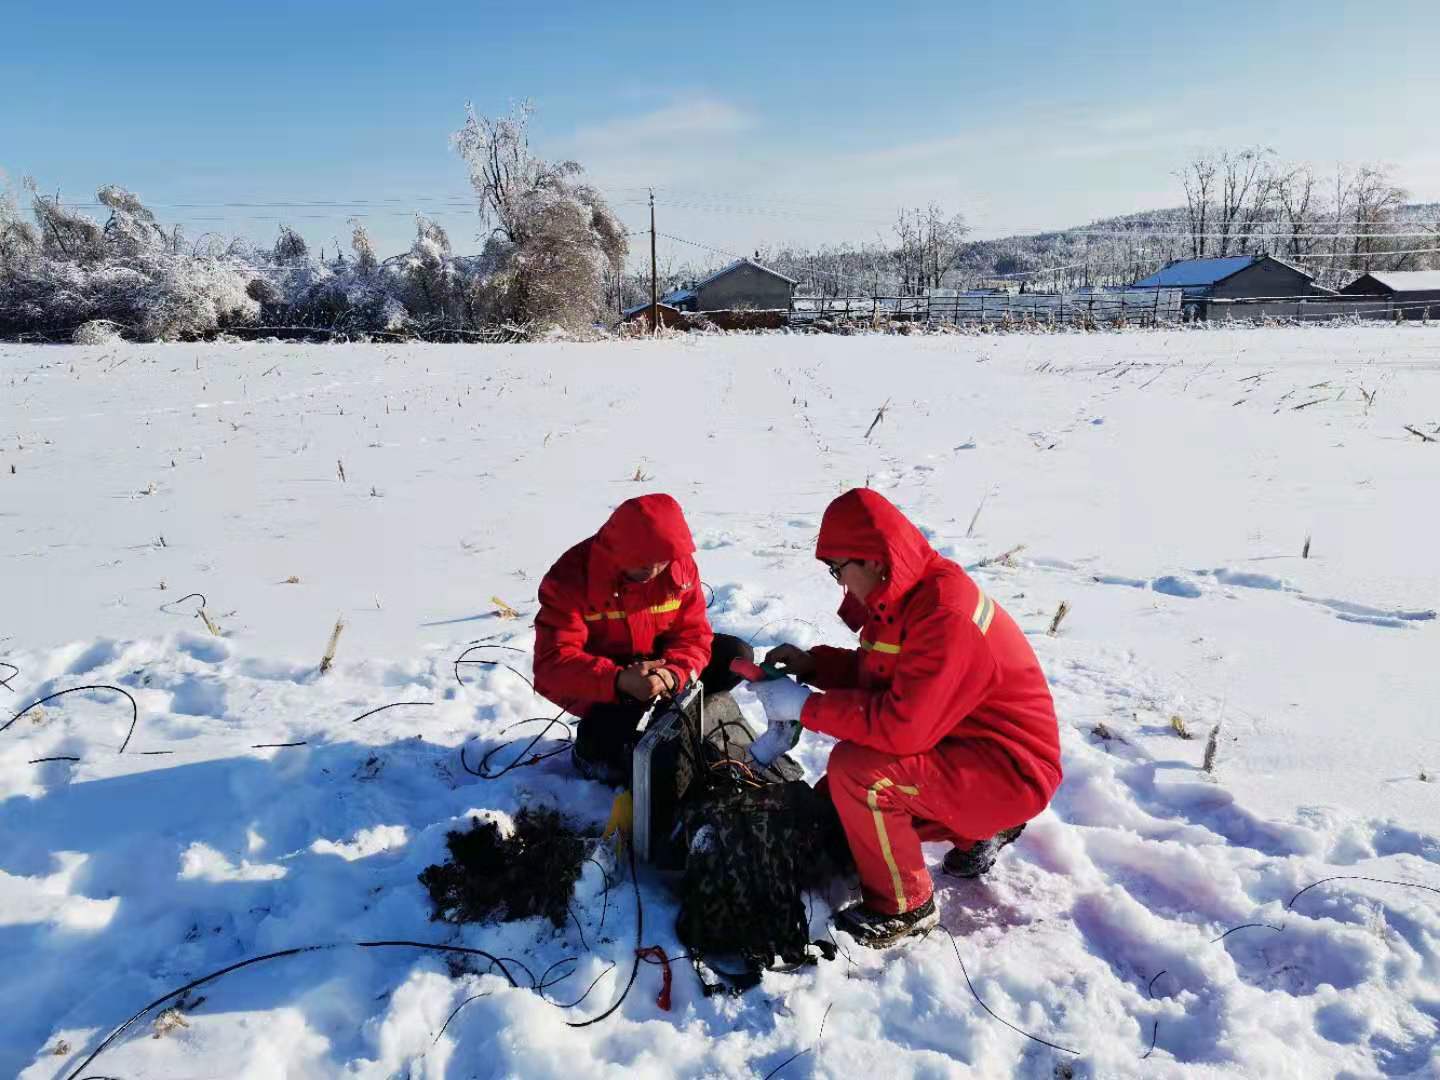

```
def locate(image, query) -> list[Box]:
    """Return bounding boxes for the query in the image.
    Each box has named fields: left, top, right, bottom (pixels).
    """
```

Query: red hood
left=816, top=488, right=936, bottom=620
left=593, top=493, right=696, bottom=571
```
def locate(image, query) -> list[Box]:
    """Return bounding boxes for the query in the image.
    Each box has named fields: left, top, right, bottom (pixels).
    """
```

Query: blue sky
left=4, top=0, right=1438, bottom=269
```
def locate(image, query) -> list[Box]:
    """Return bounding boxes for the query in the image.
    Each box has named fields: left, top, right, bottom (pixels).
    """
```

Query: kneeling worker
left=751, top=488, right=1063, bottom=947
left=534, top=493, right=751, bottom=785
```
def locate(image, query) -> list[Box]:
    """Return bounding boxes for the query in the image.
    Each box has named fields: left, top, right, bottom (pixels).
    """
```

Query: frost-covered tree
left=453, top=102, right=628, bottom=332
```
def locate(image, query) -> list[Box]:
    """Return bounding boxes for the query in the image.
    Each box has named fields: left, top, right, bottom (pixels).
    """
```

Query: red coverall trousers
left=824, top=736, right=1048, bottom=915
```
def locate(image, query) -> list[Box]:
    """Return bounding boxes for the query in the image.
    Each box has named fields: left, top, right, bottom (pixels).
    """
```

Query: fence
left=1203, top=296, right=1437, bottom=322
left=789, top=288, right=1185, bottom=328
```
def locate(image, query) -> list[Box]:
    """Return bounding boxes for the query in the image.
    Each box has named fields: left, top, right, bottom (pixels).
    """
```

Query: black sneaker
left=834, top=895, right=939, bottom=948
left=571, top=744, right=628, bottom=788
left=942, top=824, right=1026, bottom=879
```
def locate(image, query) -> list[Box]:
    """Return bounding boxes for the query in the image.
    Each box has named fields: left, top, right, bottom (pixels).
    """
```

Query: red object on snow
left=803, top=488, right=1063, bottom=915
left=635, top=945, right=673, bottom=1010
left=533, top=495, right=713, bottom=717
left=728, top=657, right=767, bottom=682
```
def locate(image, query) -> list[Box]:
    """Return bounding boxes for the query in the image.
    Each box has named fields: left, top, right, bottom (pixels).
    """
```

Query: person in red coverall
left=753, top=488, right=1063, bottom=947
left=533, top=493, right=753, bottom=786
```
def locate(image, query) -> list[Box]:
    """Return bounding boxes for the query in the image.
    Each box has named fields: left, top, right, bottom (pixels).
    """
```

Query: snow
left=3, top=325, right=1440, bottom=1078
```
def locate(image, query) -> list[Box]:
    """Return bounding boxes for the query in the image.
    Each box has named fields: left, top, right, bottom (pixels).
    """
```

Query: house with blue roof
left=1133, top=254, right=1323, bottom=302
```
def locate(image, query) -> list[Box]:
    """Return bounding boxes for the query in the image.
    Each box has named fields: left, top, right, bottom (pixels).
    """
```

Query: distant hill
left=745, top=204, right=1440, bottom=298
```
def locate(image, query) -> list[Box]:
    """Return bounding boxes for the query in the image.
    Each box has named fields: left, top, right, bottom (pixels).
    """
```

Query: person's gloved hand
left=751, top=676, right=812, bottom=724
left=749, top=677, right=812, bottom=767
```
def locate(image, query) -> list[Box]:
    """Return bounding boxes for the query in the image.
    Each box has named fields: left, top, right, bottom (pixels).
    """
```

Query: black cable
left=546, top=961, right=618, bottom=1010
left=565, top=837, right=643, bottom=1028
left=536, top=958, right=580, bottom=994
left=251, top=741, right=308, bottom=749
left=159, top=592, right=208, bottom=615
left=1288, top=875, right=1440, bottom=909
left=350, top=700, right=433, bottom=724
left=584, top=856, right=611, bottom=932
left=28, top=755, right=81, bottom=764
left=453, top=645, right=576, bottom=779
left=431, top=990, right=492, bottom=1046
left=939, top=925, right=1080, bottom=1056
left=460, top=715, right=574, bottom=779
left=0, top=660, right=18, bottom=691
left=452, top=644, right=531, bottom=689
left=4, top=684, right=139, bottom=753
left=1209, top=923, right=1283, bottom=944
left=63, top=940, right=533, bottom=1080
left=761, top=1001, right=834, bottom=1080
left=569, top=905, right=590, bottom=952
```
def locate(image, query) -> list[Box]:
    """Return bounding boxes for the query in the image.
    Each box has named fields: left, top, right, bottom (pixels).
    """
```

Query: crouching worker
left=534, top=493, right=752, bottom=786
left=751, top=489, right=1062, bottom=948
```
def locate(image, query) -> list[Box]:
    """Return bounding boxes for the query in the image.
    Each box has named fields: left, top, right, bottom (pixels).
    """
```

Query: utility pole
left=649, top=189, right=658, bottom=334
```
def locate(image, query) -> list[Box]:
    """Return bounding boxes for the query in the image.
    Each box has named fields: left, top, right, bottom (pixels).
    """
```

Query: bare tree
left=1178, top=154, right=1218, bottom=258
left=1275, top=164, right=1320, bottom=258
left=1217, top=147, right=1275, bottom=256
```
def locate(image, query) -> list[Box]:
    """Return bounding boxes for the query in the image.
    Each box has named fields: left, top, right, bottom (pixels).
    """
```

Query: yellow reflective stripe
left=868, top=778, right=921, bottom=911
left=582, top=596, right=681, bottom=622
left=860, top=639, right=902, bottom=655
left=972, top=591, right=996, bottom=635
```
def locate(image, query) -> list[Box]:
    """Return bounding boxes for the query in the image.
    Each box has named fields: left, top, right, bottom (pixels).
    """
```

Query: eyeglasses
left=826, top=559, right=857, bottom=583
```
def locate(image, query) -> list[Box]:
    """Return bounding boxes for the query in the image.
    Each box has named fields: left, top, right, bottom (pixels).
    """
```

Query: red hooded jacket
left=801, top=489, right=1062, bottom=797
left=533, top=494, right=713, bottom=716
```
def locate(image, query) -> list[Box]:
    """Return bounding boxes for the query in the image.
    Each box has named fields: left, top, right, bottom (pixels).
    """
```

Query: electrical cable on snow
left=0, top=660, right=18, bottom=691
left=939, top=925, right=1080, bottom=1056
left=761, top=1001, right=835, bottom=1080
left=158, top=592, right=208, bottom=615
left=453, top=644, right=575, bottom=779
left=63, top=941, right=534, bottom=1080
left=1288, top=875, right=1440, bottom=908
left=3, top=684, right=139, bottom=753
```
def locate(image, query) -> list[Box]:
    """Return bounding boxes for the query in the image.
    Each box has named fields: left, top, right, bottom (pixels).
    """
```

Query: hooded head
left=594, top=494, right=696, bottom=576
left=815, top=488, right=936, bottom=605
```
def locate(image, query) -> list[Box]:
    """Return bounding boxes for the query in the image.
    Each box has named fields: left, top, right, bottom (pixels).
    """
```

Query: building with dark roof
left=662, top=258, right=797, bottom=312
left=1133, top=254, right=1322, bottom=301
left=1340, top=271, right=1440, bottom=315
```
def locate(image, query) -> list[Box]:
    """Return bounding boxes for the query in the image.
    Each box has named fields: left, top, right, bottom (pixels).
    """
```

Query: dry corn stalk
left=1203, top=722, right=1222, bottom=773
left=491, top=595, right=521, bottom=620
left=197, top=608, right=221, bottom=637
left=1047, top=601, right=1071, bottom=636
left=1170, top=714, right=1192, bottom=739
left=319, top=616, right=345, bottom=674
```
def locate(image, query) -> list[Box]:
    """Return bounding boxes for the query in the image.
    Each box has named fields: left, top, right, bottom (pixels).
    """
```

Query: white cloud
left=572, top=98, right=754, bottom=148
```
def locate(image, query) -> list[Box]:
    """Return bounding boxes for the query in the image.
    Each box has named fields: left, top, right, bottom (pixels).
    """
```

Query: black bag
left=673, top=777, right=846, bottom=991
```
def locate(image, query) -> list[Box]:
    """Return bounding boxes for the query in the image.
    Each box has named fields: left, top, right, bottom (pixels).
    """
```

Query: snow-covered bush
left=0, top=181, right=259, bottom=341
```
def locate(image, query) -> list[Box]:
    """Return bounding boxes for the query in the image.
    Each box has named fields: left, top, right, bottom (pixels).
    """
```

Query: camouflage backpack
left=674, top=778, right=845, bottom=992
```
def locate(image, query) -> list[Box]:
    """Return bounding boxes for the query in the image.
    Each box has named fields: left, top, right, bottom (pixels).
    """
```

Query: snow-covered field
left=3, top=326, right=1439, bottom=1079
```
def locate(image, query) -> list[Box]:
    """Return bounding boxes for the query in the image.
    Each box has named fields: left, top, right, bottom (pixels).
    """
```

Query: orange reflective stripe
left=867, top=778, right=921, bottom=910
left=860, top=639, right=902, bottom=655
left=972, top=592, right=996, bottom=635
left=582, top=596, right=681, bottom=623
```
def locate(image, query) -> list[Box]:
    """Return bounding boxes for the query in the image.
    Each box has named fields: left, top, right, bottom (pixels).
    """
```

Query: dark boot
left=942, top=824, right=1026, bottom=879
left=834, top=895, right=938, bottom=948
